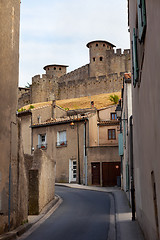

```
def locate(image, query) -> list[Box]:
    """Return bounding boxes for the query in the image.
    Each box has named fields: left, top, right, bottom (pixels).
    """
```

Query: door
left=91, top=162, right=100, bottom=185
left=69, top=160, right=77, bottom=183
left=102, top=162, right=120, bottom=187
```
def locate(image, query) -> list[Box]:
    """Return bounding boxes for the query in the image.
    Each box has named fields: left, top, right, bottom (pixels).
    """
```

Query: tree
left=109, top=94, right=119, bottom=104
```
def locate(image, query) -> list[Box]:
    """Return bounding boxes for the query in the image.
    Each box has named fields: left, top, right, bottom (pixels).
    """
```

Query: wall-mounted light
left=70, top=122, right=75, bottom=129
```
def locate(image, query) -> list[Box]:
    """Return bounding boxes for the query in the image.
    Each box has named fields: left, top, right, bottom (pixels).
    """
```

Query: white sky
left=19, top=0, right=130, bottom=87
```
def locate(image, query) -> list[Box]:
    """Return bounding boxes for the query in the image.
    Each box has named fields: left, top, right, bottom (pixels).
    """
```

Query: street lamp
left=115, top=104, right=122, bottom=119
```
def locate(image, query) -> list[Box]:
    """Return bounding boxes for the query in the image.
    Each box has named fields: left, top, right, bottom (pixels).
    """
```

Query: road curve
left=20, top=186, right=111, bottom=240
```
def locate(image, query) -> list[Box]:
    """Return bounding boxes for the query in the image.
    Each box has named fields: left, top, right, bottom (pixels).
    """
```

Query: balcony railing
left=56, top=141, right=67, bottom=147
left=37, top=144, right=47, bottom=150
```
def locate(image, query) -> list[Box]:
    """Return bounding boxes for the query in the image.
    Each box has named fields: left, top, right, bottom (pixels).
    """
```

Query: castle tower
left=44, top=64, right=68, bottom=78
left=87, top=40, right=115, bottom=78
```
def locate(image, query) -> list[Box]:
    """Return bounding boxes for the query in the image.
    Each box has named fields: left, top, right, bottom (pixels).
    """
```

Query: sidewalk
left=0, top=184, right=145, bottom=240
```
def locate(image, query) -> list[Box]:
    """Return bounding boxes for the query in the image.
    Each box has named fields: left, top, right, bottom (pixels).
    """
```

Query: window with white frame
left=57, top=131, right=67, bottom=146
left=38, top=134, right=47, bottom=149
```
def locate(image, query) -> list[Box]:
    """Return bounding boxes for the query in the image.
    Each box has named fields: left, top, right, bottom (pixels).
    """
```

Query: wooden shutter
left=118, top=133, right=124, bottom=156
left=137, top=0, right=146, bottom=42
left=132, top=28, right=139, bottom=87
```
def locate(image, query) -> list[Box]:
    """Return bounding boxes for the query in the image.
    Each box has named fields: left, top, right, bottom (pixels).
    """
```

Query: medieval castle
left=18, top=40, right=131, bottom=108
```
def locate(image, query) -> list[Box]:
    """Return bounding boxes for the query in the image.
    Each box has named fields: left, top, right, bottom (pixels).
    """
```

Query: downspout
left=77, top=122, right=80, bottom=184
left=9, top=121, right=16, bottom=231
left=31, top=112, right=33, bottom=154
left=130, top=115, right=135, bottom=221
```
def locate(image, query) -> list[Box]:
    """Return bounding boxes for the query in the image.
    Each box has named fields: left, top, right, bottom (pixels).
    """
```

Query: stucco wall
left=89, top=114, right=98, bottom=146
left=99, top=125, right=119, bottom=146
left=32, top=121, right=87, bottom=184
left=87, top=146, right=120, bottom=185
left=20, top=114, right=32, bottom=154
left=0, top=1, right=28, bottom=233
left=129, top=1, right=160, bottom=239
left=98, top=105, right=117, bottom=121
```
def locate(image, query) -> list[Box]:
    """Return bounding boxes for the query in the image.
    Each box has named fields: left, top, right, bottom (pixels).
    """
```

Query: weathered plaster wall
left=87, top=146, right=120, bottom=186
left=129, top=1, right=160, bottom=239
left=0, top=1, right=28, bottom=234
left=29, top=149, right=55, bottom=215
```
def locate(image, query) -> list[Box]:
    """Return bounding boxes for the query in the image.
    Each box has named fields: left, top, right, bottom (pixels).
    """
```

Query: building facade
left=0, top=1, right=28, bottom=234
left=128, top=1, right=160, bottom=239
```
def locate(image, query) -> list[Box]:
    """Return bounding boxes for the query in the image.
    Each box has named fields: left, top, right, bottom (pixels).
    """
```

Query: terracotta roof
left=124, top=73, right=131, bottom=79
left=31, top=114, right=90, bottom=128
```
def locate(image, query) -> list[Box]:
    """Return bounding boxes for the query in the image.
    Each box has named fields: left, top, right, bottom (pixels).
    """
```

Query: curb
left=0, top=196, right=60, bottom=240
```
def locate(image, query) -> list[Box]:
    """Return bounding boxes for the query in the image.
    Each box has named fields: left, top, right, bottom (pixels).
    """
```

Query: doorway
left=69, top=159, right=77, bottom=183
left=91, top=162, right=100, bottom=185
left=102, top=162, right=120, bottom=186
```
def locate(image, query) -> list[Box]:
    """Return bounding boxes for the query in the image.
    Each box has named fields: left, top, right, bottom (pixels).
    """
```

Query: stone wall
left=18, top=44, right=131, bottom=107
left=28, top=149, right=55, bottom=215
left=18, top=90, right=30, bottom=109
left=31, top=74, right=58, bottom=104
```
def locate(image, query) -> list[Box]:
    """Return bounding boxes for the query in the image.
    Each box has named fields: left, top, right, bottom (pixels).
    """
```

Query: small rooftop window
left=103, top=44, right=105, bottom=47
left=54, top=67, right=56, bottom=70
left=96, top=43, right=98, bottom=47
left=59, top=67, right=61, bottom=70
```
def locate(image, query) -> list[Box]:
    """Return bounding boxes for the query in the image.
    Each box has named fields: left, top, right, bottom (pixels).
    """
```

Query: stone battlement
left=18, top=40, right=131, bottom=108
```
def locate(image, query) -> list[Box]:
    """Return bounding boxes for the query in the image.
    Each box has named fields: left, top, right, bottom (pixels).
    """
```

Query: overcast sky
left=19, top=0, right=130, bottom=87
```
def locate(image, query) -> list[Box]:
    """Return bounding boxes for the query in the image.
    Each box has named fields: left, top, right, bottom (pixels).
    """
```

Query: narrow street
left=20, top=186, right=111, bottom=240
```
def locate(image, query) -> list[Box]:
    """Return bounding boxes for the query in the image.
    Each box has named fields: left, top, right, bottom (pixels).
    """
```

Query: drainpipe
left=130, top=115, right=135, bottom=221
left=77, top=122, right=81, bottom=184
left=9, top=121, right=17, bottom=231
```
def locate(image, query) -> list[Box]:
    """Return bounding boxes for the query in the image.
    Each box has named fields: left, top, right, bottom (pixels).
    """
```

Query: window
left=54, top=67, right=56, bottom=70
left=57, top=131, right=67, bottom=146
left=59, top=67, right=61, bottom=70
left=111, top=113, right=117, bottom=120
left=103, top=44, right=105, bottom=47
left=137, top=0, right=146, bottom=42
left=132, top=28, right=139, bottom=87
left=100, top=57, right=103, bottom=61
left=93, top=57, right=95, bottom=62
left=38, top=134, right=47, bottom=149
left=108, top=129, right=116, bottom=140
left=96, top=43, right=98, bottom=47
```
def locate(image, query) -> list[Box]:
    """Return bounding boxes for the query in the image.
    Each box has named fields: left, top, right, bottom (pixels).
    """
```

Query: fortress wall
left=18, top=91, right=31, bottom=109
left=31, top=75, right=58, bottom=104
left=59, top=64, right=89, bottom=83
left=106, top=49, right=131, bottom=76
left=58, top=74, right=123, bottom=100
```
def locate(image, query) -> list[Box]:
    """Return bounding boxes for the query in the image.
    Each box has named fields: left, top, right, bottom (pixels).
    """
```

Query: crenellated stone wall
left=18, top=41, right=131, bottom=108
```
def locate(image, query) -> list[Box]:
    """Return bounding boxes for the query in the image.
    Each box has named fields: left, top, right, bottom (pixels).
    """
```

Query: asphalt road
left=21, top=186, right=111, bottom=240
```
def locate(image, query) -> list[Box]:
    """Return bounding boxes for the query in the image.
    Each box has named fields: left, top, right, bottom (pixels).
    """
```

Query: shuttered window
left=118, top=133, right=123, bottom=156
left=137, top=0, right=146, bottom=42
left=126, top=162, right=129, bottom=191
left=132, top=28, right=139, bottom=87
